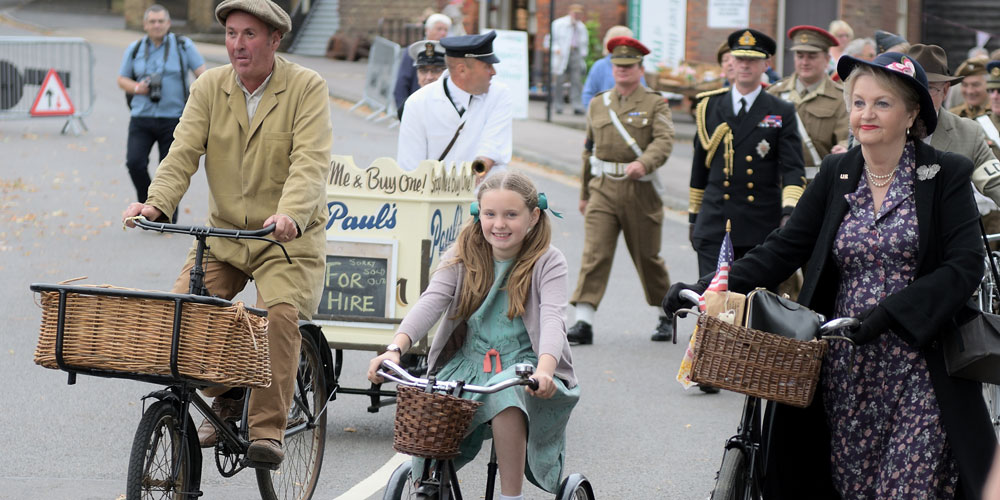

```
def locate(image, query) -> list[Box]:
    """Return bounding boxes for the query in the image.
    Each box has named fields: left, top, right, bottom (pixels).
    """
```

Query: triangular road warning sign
left=30, top=69, right=74, bottom=117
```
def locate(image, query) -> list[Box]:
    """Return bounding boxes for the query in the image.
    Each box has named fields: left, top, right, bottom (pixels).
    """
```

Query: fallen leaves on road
left=344, top=427, right=357, bottom=433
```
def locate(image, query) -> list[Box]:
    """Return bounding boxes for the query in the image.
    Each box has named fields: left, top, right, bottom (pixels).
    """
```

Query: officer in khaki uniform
left=767, top=25, right=848, bottom=178
left=567, top=36, right=675, bottom=344
left=950, top=56, right=990, bottom=118
left=688, top=29, right=805, bottom=278
left=980, top=60, right=1000, bottom=243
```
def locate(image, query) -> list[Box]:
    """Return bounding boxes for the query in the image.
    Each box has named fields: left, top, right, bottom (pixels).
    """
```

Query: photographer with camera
left=117, top=4, right=205, bottom=220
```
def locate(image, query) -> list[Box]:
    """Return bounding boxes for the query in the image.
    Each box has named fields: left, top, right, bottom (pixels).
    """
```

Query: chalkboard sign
left=316, top=238, right=398, bottom=324
left=318, top=255, right=388, bottom=318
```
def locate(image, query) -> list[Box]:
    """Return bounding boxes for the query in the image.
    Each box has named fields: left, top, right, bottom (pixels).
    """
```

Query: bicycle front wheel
left=257, top=332, right=328, bottom=500
left=711, top=446, right=749, bottom=500
left=382, top=461, right=415, bottom=500
left=556, top=473, right=595, bottom=500
left=126, top=399, right=200, bottom=500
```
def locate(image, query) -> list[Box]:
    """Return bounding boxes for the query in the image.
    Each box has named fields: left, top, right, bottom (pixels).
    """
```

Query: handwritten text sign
left=317, top=255, right=389, bottom=319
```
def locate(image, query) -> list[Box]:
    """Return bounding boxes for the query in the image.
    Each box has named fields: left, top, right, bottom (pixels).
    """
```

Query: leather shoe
left=566, top=321, right=593, bottom=345
left=198, top=394, right=244, bottom=448
left=650, top=315, right=673, bottom=341
left=247, top=438, right=284, bottom=465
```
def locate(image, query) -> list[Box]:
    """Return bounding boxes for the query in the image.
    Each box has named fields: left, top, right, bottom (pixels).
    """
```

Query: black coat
left=726, top=141, right=996, bottom=499
left=690, top=89, right=806, bottom=248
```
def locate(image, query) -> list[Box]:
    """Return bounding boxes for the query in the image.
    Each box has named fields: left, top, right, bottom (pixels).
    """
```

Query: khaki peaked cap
left=216, top=0, right=292, bottom=35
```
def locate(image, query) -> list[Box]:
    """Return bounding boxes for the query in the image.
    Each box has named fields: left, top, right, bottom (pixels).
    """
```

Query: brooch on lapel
left=916, top=163, right=940, bottom=181
left=756, top=139, right=770, bottom=158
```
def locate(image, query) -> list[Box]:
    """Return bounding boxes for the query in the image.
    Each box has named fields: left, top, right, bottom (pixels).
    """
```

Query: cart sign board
left=708, top=0, right=750, bottom=29
left=321, top=156, right=477, bottom=352
left=317, top=239, right=395, bottom=321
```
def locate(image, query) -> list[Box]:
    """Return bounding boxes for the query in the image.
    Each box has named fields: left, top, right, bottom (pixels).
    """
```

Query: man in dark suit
left=688, top=29, right=806, bottom=277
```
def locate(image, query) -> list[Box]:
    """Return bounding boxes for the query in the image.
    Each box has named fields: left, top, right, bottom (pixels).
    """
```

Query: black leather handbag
left=745, top=288, right=825, bottom=342
left=942, top=221, right=1000, bottom=384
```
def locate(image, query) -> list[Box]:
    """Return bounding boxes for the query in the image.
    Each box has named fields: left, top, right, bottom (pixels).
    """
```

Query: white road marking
left=332, top=452, right=410, bottom=500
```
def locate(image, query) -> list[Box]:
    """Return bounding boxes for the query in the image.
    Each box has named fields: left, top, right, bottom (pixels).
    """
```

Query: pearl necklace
left=864, top=163, right=897, bottom=188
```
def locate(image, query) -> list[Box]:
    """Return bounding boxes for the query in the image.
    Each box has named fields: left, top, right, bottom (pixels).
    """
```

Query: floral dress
left=823, top=142, right=959, bottom=498
left=415, top=258, right=580, bottom=492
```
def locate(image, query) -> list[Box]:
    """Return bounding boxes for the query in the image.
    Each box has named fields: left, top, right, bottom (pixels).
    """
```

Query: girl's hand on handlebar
left=526, top=370, right=556, bottom=399
left=367, top=351, right=401, bottom=384
left=122, top=202, right=164, bottom=227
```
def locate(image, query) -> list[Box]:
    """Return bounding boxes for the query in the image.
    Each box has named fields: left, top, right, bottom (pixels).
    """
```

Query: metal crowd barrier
left=349, top=35, right=401, bottom=127
left=0, top=36, right=95, bottom=135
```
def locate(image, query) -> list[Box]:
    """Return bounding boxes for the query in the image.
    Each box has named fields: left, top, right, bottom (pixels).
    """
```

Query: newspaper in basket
left=33, top=283, right=272, bottom=388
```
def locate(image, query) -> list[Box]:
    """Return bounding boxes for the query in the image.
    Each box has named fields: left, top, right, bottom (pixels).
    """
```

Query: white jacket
left=547, top=15, right=588, bottom=75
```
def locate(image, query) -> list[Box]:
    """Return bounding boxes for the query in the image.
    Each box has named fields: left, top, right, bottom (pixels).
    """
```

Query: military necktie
left=738, top=97, right=747, bottom=122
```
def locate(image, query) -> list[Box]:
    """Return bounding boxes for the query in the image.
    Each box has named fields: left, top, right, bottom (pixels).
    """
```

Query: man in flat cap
left=123, top=0, right=332, bottom=466
left=395, top=39, right=447, bottom=118
left=549, top=3, right=588, bottom=114
left=951, top=56, right=991, bottom=119
left=768, top=25, right=848, bottom=177
left=397, top=30, right=512, bottom=177
left=566, top=36, right=675, bottom=345
left=687, top=29, right=805, bottom=311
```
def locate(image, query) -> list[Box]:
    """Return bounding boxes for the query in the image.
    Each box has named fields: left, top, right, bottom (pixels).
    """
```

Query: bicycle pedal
left=242, top=459, right=280, bottom=471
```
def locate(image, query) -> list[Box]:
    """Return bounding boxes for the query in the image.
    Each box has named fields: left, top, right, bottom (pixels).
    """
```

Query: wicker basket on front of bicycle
left=393, top=385, right=482, bottom=459
left=691, top=314, right=827, bottom=408
left=33, top=285, right=272, bottom=388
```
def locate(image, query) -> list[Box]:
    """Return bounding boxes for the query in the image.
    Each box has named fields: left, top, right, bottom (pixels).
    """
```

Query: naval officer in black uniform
left=688, top=29, right=806, bottom=276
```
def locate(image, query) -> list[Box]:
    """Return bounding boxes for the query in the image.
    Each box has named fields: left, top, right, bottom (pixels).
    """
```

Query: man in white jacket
left=549, top=4, right=588, bottom=115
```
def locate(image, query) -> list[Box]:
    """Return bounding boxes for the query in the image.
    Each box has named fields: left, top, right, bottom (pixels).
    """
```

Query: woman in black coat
left=666, top=52, right=996, bottom=498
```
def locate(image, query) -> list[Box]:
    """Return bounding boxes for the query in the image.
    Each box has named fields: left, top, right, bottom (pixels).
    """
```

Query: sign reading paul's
left=319, top=156, right=477, bottom=353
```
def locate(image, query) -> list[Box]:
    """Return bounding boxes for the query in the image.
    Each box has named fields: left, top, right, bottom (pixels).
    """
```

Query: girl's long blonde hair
left=448, top=171, right=551, bottom=320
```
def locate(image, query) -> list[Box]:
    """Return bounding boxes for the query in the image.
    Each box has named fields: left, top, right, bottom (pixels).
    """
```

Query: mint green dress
left=414, top=258, right=581, bottom=492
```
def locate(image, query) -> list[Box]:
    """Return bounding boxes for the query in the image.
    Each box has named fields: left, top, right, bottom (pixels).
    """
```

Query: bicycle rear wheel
left=257, top=332, right=328, bottom=500
left=710, top=446, right=749, bottom=500
left=556, top=473, right=595, bottom=500
left=382, top=462, right=415, bottom=500
left=126, top=399, right=200, bottom=500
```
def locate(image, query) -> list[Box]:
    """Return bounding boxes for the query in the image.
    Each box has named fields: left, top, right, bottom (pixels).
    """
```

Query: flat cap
left=440, top=31, right=499, bottom=64
left=874, top=30, right=907, bottom=54
left=728, top=29, right=776, bottom=59
left=216, top=0, right=292, bottom=35
left=987, top=61, right=1000, bottom=89
left=607, top=36, right=649, bottom=65
left=956, top=56, right=989, bottom=78
left=787, top=25, right=838, bottom=52
left=409, top=40, right=446, bottom=67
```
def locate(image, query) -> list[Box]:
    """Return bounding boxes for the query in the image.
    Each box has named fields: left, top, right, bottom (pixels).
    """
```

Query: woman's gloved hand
left=848, top=305, right=892, bottom=345
left=662, top=281, right=709, bottom=316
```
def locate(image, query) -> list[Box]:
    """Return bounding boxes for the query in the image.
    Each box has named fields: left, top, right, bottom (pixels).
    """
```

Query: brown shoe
left=247, top=438, right=284, bottom=465
left=197, top=394, right=244, bottom=448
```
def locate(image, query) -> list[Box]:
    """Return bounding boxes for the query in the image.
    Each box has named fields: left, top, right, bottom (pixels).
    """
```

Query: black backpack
left=125, top=33, right=190, bottom=109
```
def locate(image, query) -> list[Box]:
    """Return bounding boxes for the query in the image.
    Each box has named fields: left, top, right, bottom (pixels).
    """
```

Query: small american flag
left=699, top=230, right=734, bottom=311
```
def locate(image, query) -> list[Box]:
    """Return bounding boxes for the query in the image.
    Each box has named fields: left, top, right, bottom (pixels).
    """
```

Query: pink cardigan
left=398, top=245, right=578, bottom=388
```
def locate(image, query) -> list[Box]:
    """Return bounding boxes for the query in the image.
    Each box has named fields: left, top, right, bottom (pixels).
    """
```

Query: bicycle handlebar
left=131, top=217, right=292, bottom=264
left=675, top=288, right=860, bottom=336
left=378, top=359, right=540, bottom=395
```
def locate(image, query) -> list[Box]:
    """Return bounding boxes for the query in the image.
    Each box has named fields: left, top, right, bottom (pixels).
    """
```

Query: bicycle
left=675, top=289, right=857, bottom=500
left=376, top=360, right=596, bottom=500
left=32, top=218, right=331, bottom=500
left=978, top=233, right=1000, bottom=439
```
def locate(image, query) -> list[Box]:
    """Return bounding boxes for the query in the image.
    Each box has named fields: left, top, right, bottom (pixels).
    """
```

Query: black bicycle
left=33, top=218, right=331, bottom=500
left=676, top=289, right=857, bottom=500
left=376, top=360, right=595, bottom=500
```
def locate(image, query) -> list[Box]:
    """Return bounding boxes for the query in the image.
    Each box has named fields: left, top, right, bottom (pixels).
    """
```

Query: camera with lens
left=147, top=73, right=162, bottom=103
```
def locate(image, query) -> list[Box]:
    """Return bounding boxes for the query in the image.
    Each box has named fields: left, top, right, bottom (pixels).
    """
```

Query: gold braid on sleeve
left=782, top=185, right=805, bottom=207
left=689, top=187, right=705, bottom=214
